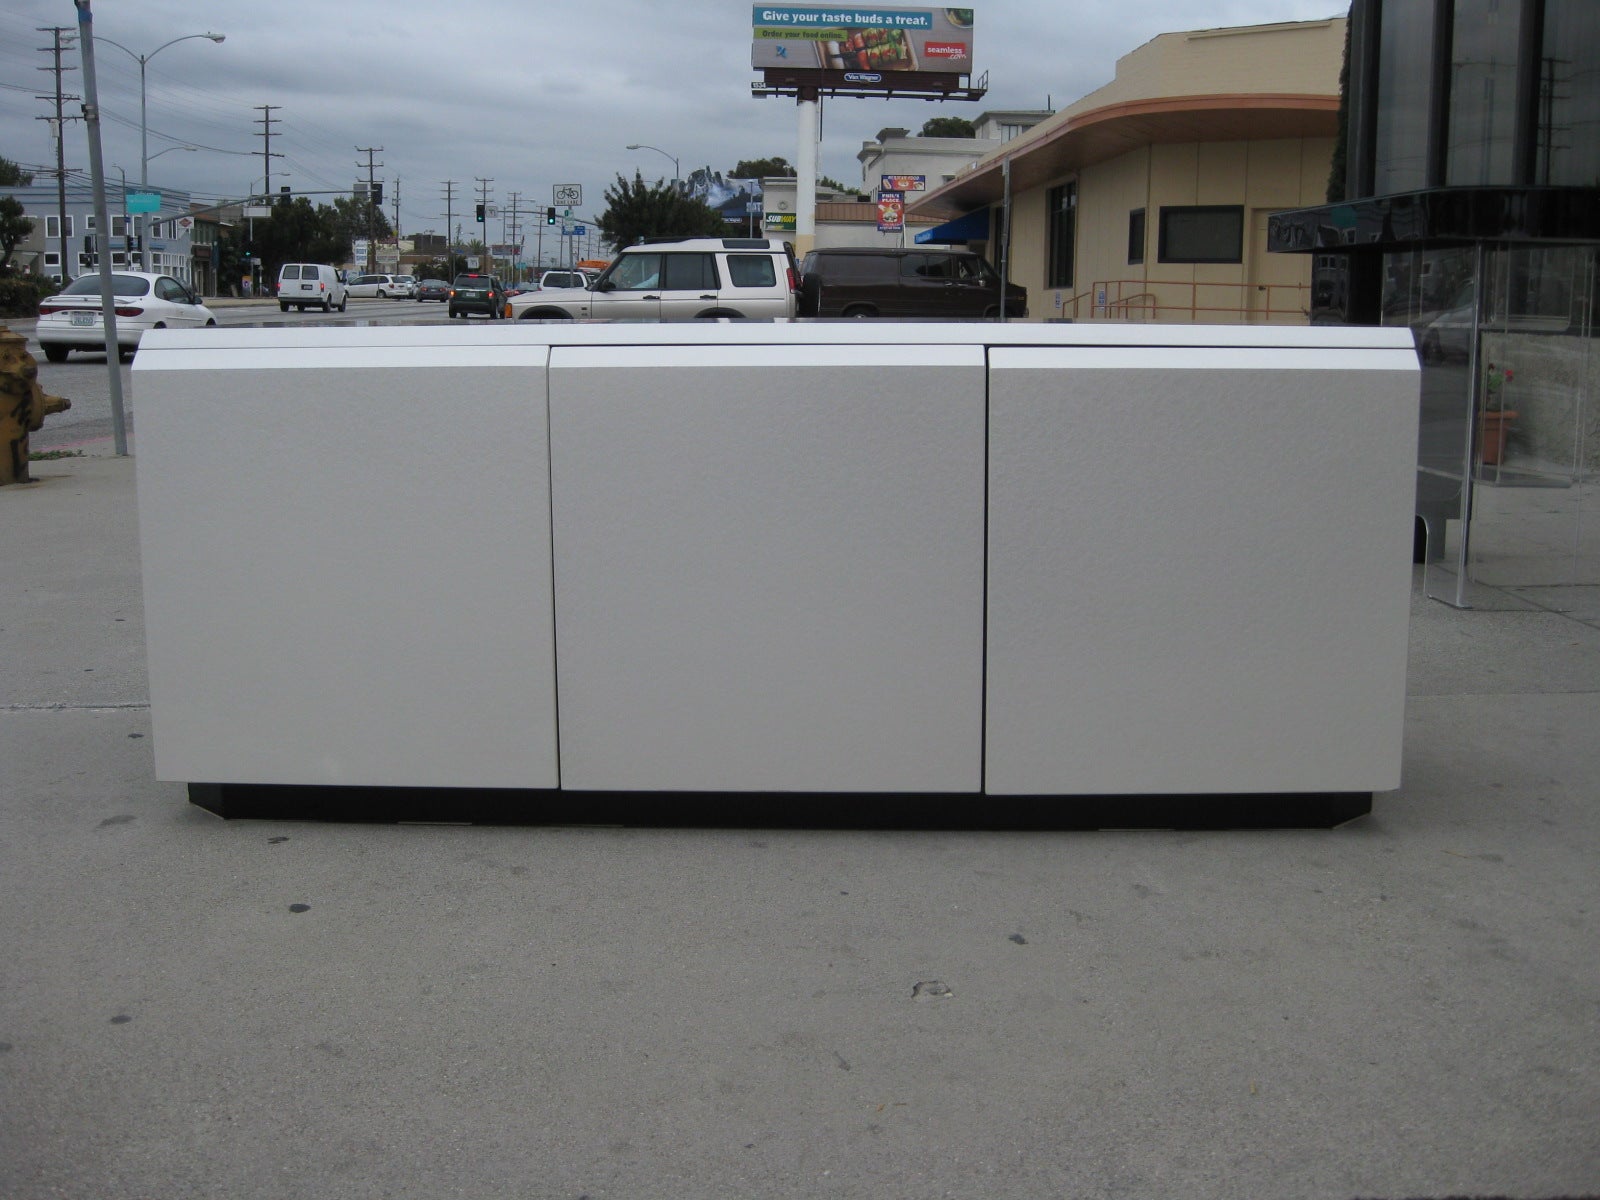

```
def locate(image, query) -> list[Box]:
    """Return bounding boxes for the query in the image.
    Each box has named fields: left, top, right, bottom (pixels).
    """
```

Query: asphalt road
left=8, top=297, right=461, bottom=452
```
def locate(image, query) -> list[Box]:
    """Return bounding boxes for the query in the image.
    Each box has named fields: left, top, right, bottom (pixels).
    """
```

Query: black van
left=798, top=247, right=1027, bottom=319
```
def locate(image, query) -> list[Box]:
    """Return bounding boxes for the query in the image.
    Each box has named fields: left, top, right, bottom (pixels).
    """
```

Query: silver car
left=346, top=273, right=412, bottom=299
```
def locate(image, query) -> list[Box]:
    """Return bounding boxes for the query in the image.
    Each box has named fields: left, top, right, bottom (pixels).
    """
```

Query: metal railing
left=1053, top=278, right=1312, bottom=324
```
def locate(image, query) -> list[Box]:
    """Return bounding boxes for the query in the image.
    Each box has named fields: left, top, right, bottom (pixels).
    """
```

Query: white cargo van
left=276, top=264, right=348, bottom=312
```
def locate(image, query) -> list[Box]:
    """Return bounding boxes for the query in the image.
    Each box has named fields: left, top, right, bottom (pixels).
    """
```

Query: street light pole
left=92, top=31, right=224, bottom=192
left=626, top=143, right=681, bottom=192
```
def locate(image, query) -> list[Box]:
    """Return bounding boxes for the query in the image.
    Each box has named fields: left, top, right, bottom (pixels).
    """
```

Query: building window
left=1373, top=0, right=1435, bottom=192
left=111, top=215, right=128, bottom=238
left=1128, top=208, right=1146, bottom=265
left=1046, top=181, right=1076, bottom=289
left=45, top=214, right=74, bottom=240
left=1447, top=0, right=1524, bottom=186
left=1539, top=2, right=1600, bottom=186
left=43, top=252, right=60, bottom=268
left=1158, top=206, right=1244, bottom=263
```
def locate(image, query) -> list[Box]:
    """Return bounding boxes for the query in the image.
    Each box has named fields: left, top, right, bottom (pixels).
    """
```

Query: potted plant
left=1479, top=361, right=1516, bottom=466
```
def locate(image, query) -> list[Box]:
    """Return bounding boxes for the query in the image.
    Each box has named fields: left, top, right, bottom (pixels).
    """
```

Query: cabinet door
left=983, top=344, right=1419, bottom=796
left=135, top=344, right=561, bottom=789
left=548, top=342, right=987, bottom=793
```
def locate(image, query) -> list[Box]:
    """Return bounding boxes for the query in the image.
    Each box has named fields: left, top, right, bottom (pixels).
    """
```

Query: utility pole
left=71, top=0, right=128, bottom=457
left=505, top=190, right=520, bottom=280
left=441, top=180, right=457, bottom=278
left=36, top=26, right=80, bottom=283
left=357, top=147, right=383, bottom=272
left=252, top=105, right=282, bottom=197
left=474, top=176, right=493, bottom=274
left=391, top=175, right=400, bottom=241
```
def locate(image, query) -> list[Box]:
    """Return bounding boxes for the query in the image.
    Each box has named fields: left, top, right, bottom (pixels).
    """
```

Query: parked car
left=413, top=278, right=451, bottom=302
left=448, top=274, right=508, bottom=319
left=508, top=238, right=798, bottom=321
left=346, top=273, right=411, bottom=299
left=392, top=274, right=418, bottom=298
left=277, top=263, right=347, bottom=312
left=798, top=247, right=1026, bottom=319
left=36, top=272, right=218, bottom=362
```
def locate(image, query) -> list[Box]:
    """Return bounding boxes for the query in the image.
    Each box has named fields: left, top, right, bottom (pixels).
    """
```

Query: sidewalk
left=3, top=450, right=1598, bottom=1199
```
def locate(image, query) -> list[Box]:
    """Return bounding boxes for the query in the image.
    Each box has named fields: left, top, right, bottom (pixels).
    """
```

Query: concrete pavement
left=2, top=449, right=1598, bottom=1198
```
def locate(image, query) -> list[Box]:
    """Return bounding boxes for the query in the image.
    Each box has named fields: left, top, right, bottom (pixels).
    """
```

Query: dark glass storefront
left=1270, top=0, right=1598, bottom=616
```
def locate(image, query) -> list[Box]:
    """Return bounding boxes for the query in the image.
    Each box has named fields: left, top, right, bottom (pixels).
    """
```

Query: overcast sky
left=2, top=0, right=1344, bottom=238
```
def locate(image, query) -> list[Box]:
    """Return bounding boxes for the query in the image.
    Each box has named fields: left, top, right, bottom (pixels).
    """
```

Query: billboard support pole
left=795, top=86, right=819, bottom=256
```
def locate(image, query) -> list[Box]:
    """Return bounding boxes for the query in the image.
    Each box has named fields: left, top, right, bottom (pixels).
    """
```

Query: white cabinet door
left=983, top=344, right=1419, bottom=797
left=548, top=342, right=987, bottom=793
left=134, top=346, right=561, bottom=790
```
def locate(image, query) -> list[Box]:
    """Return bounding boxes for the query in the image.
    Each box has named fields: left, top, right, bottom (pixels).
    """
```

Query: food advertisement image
left=752, top=6, right=976, bottom=76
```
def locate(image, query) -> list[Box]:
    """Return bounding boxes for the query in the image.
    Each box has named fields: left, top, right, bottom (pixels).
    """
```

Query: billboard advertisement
left=752, top=6, right=974, bottom=78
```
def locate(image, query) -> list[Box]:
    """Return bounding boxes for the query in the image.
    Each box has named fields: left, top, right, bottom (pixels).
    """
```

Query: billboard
left=752, top=6, right=974, bottom=83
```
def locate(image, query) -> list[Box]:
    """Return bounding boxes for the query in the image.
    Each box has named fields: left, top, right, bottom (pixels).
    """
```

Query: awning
left=914, top=209, right=990, bottom=244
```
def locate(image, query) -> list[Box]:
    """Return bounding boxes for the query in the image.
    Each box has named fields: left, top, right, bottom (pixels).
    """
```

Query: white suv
left=509, top=238, right=797, bottom=321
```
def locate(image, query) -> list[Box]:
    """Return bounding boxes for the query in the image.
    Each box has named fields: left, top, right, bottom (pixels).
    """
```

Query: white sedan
left=36, top=271, right=217, bottom=362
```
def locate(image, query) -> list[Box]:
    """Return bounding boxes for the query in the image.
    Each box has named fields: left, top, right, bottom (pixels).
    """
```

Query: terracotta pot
left=1478, top=409, right=1518, bottom=466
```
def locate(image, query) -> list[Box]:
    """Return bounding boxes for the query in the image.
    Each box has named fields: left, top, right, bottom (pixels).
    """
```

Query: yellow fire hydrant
left=1, top=329, right=72, bottom=485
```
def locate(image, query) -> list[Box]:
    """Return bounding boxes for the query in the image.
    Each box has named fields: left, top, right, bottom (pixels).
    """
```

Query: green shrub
left=0, top=274, right=57, bottom=318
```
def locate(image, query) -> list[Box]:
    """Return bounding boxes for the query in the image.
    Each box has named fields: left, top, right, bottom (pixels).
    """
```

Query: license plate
left=70, top=313, right=94, bottom=326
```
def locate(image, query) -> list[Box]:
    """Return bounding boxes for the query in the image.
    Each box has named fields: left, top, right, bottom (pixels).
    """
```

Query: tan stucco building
left=910, top=19, right=1345, bottom=323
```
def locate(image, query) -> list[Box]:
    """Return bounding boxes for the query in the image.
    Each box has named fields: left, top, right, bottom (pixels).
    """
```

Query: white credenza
left=133, top=323, right=1418, bottom=812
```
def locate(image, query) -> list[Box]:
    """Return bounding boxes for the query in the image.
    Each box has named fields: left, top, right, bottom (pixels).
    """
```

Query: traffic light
left=476, top=203, right=485, bottom=222
left=546, top=207, right=557, bottom=225
left=371, top=182, right=384, bottom=206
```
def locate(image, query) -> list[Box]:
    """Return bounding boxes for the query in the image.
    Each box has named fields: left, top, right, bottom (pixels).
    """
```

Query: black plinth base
left=188, top=783, right=1372, bottom=830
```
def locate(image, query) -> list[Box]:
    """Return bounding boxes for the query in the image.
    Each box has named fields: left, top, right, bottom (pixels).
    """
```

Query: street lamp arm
left=626, top=143, right=681, bottom=182
left=90, top=34, right=140, bottom=63
left=147, top=31, right=225, bottom=60
left=94, top=31, right=226, bottom=64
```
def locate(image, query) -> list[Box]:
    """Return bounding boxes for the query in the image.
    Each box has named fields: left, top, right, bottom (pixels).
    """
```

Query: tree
left=919, top=117, right=975, bottom=138
left=818, top=175, right=849, bottom=192
left=250, top=196, right=349, bottom=284
left=328, top=194, right=393, bottom=248
left=0, top=156, right=34, bottom=187
left=597, top=173, right=729, bottom=248
left=731, top=157, right=795, bottom=180
left=0, top=197, right=34, bottom=273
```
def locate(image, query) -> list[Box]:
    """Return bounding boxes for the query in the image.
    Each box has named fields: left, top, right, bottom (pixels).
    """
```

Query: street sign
left=126, top=192, right=161, bottom=214
left=553, top=184, right=582, bottom=206
left=572, top=225, right=587, bottom=237
left=243, top=205, right=272, bottom=218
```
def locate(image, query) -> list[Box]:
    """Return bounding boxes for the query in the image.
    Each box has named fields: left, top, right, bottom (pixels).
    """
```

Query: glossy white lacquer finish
left=133, top=348, right=560, bottom=788
left=983, top=346, right=1420, bottom=795
left=548, top=343, right=988, bottom=792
